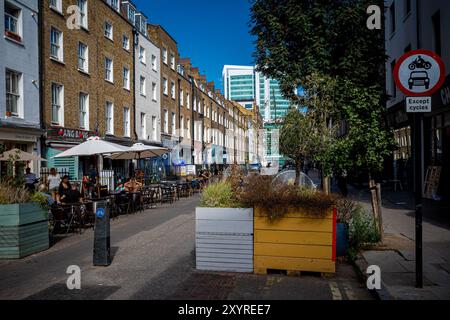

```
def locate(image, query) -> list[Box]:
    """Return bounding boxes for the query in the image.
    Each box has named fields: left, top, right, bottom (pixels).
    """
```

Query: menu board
left=423, top=166, right=441, bottom=199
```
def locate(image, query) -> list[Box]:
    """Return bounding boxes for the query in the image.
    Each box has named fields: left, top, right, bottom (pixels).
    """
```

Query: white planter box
left=195, top=207, right=253, bottom=273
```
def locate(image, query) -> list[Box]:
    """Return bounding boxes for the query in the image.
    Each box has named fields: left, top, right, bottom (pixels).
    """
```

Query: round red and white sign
left=393, top=49, right=446, bottom=97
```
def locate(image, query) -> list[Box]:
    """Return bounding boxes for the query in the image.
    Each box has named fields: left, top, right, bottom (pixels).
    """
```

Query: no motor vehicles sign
left=393, top=49, right=445, bottom=98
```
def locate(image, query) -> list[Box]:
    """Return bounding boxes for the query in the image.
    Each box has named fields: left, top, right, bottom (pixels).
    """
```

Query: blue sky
left=133, top=0, right=255, bottom=92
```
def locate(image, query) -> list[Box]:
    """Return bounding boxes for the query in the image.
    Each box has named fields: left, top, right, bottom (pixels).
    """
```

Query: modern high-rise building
left=222, top=65, right=294, bottom=123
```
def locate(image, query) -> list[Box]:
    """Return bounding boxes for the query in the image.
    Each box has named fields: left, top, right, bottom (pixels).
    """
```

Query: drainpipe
left=178, top=78, right=182, bottom=160
left=38, top=0, right=45, bottom=164
left=190, top=78, right=195, bottom=165
left=132, top=29, right=138, bottom=144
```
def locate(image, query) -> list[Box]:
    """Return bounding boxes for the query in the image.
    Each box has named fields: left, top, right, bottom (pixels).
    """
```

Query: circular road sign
left=393, top=49, right=446, bottom=97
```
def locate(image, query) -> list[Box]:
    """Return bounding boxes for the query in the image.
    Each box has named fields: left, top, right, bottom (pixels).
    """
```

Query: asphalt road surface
left=0, top=195, right=373, bottom=300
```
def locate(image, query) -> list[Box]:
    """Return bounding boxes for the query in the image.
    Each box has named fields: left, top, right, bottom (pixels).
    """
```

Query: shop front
left=386, top=102, right=414, bottom=191
left=44, top=127, right=97, bottom=180
left=424, top=75, right=450, bottom=201
left=0, top=124, right=43, bottom=180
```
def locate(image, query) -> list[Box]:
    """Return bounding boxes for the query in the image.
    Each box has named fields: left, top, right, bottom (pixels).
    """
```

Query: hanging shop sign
left=46, top=128, right=96, bottom=143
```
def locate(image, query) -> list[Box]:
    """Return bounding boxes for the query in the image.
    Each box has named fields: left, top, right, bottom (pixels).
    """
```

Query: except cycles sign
left=393, top=49, right=446, bottom=97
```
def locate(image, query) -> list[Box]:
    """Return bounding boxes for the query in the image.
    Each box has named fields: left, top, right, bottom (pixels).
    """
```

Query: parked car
left=272, top=170, right=317, bottom=189
left=408, top=71, right=430, bottom=90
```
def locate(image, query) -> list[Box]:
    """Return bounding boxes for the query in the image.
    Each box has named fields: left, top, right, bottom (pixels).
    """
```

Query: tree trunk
left=295, top=160, right=301, bottom=186
left=323, top=174, right=330, bottom=195
left=376, top=183, right=383, bottom=241
left=369, top=177, right=383, bottom=241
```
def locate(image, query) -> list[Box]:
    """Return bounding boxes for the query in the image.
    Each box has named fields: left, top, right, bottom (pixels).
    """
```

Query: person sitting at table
left=124, top=177, right=142, bottom=193
left=57, top=175, right=71, bottom=204
left=63, top=183, right=83, bottom=204
left=115, top=178, right=126, bottom=193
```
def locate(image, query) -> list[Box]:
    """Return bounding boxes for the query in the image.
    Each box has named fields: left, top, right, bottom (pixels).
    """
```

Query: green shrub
left=348, top=203, right=380, bottom=261
left=200, top=181, right=242, bottom=208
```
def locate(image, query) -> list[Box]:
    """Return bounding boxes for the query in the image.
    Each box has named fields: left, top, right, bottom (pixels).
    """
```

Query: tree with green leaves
left=250, top=0, right=394, bottom=181
left=280, top=107, right=319, bottom=185
left=251, top=0, right=394, bottom=233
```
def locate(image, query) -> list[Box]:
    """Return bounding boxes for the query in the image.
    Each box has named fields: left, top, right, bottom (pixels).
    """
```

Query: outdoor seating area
left=47, top=177, right=209, bottom=236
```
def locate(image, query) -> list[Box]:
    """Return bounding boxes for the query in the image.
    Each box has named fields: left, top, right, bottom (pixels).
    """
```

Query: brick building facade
left=41, top=0, right=134, bottom=178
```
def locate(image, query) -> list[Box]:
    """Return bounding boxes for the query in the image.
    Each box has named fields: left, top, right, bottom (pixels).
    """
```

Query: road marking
left=343, top=283, right=358, bottom=300
left=329, top=282, right=343, bottom=300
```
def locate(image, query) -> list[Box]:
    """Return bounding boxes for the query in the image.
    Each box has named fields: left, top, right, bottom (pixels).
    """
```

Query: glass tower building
left=222, top=65, right=294, bottom=122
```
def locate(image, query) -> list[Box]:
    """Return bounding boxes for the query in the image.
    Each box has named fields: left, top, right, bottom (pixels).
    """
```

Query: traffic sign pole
left=393, top=49, right=445, bottom=289
left=413, top=113, right=423, bottom=288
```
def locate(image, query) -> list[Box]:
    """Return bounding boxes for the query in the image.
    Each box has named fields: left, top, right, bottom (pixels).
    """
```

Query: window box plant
left=5, top=31, right=22, bottom=43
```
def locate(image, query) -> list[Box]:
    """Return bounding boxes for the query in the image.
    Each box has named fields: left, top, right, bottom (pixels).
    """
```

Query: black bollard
left=93, top=200, right=111, bottom=266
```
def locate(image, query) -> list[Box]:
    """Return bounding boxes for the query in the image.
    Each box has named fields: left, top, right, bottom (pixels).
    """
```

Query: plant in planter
left=196, top=181, right=253, bottom=273
left=347, top=204, right=380, bottom=261
left=0, top=181, right=50, bottom=259
left=238, top=176, right=337, bottom=274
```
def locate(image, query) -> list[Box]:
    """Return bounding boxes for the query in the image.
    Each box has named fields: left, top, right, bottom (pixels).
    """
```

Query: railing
left=40, top=167, right=70, bottom=181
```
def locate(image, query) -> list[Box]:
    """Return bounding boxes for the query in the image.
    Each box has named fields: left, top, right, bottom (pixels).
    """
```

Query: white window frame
left=162, top=47, right=168, bottom=65
left=5, top=1, right=22, bottom=40
left=50, top=27, right=63, bottom=62
left=105, top=101, right=114, bottom=135
left=78, top=42, right=88, bottom=72
left=180, top=116, right=184, bottom=138
left=123, top=107, right=130, bottom=137
left=104, top=21, right=113, bottom=41
left=151, top=55, right=157, bottom=71
left=187, top=118, right=191, bottom=139
left=140, top=113, right=147, bottom=139
left=180, top=89, right=184, bottom=106
left=171, top=112, right=176, bottom=135
left=152, top=116, right=157, bottom=141
left=79, top=92, right=89, bottom=130
left=107, top=0, right=119, bottom=11
left=164, top=109, right=168, bottom=133
left=186, top=93, right=190, bottom=109
left=140, top=76, right=146, bottom=96
left=105, top=57, right=113, bottom=82
left=139, top=46, right=146, bottom=64
left=123, top=67, right=130, bottom=90
left=5, top=69, right=22, bottom=118
left=77, top=0, right=88, bottom=29
left=170, top=53, right=175, bottom=70
left=163, top=78, right=168, bottom=96
left=51, top=82, right=64, bottom=126
left=122, top=35, right=130, bottom=51
left=152, top=82, right=157, bottom=101
left=50, top=0, right=62, bottom=13
left=170, top=81, right=175, bottom=99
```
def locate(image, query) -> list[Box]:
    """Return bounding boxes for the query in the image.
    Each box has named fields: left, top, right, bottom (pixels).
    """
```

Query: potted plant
left=196, top=180, right=253, bottom=273
left=335, top=198, right=354, bottom=257
left=0, top=182, right=49, bottom=259
left=238, top=176, right=337, bottom=274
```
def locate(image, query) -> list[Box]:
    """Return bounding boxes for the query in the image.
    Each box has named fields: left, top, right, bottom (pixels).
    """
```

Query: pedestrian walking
left=24, top=168, right=38, bottom=192
left=46, top=168, right=61, bottom=201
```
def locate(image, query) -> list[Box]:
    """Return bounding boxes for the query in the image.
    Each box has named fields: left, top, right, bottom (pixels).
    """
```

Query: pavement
left=349, top=185, right=450, bottom=300
left=0, top=194, right=372, bottom=300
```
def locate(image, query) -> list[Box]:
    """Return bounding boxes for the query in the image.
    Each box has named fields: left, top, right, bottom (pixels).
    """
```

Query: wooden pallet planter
left=195, top=207, right=253, bottom=273
left=254, top=206, right=336, bottom=275
left=0, top=203, right=49, bottom=259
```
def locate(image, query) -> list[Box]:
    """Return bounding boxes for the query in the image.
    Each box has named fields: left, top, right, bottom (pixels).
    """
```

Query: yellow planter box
left=254, top=207, right=336, bottom=274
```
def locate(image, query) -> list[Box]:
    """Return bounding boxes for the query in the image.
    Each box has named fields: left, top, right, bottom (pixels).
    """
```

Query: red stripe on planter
left=332, top=207, right=337, bottom=262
